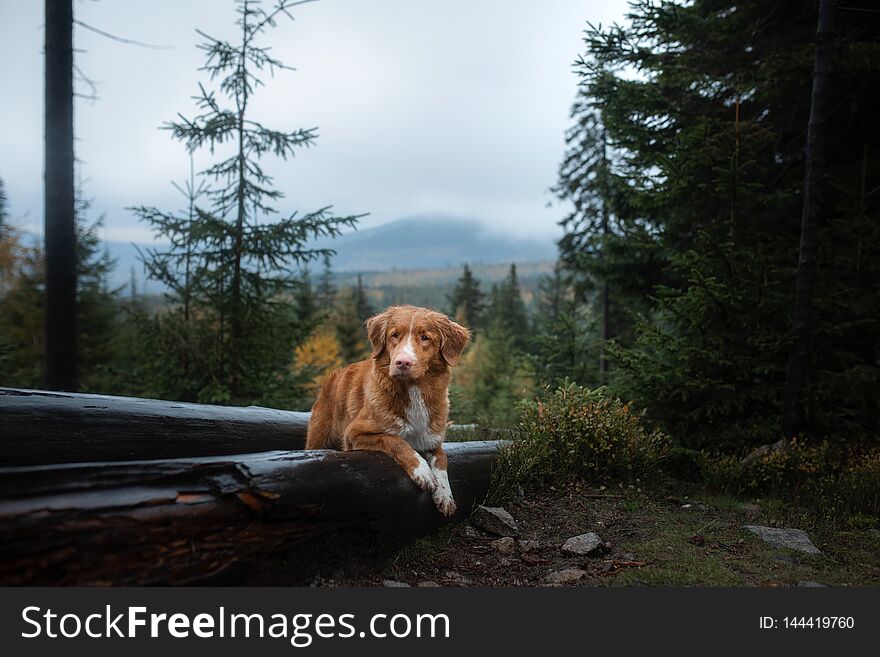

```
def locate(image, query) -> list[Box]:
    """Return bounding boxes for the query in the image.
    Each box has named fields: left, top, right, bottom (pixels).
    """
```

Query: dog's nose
left=394, top=357, right=413, bottom=369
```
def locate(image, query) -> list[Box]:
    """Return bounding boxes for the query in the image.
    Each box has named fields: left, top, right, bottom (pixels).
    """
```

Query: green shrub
left=701, top=439, right=880, bottom=523
left=488, top=383, right=670, bottom=503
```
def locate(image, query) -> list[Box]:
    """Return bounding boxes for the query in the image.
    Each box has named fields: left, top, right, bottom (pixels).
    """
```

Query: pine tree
left=334, top=284, right=370, bottom=365
left=484, top=264, right=529, bottom=350
left=566, top=0, right=880, bottom=447
left=449, top=325, right=533, bottom=428
left=317, top=253, right=336, bottom=316
left=292, top=266, right=321, bottom=347
left=447, top=263, right=485, bottom=331
left=0, top=186, right=123, bottom=392
left=0, top=177, right=8, bottom=230
left=131, top=0, right=362, bottom=405
left=782, top=0, right=834, bottom=439
left=44, top=0, right=78, bottom=390
left=532, top=264, right=597, bottom=388
left=354, top=273, right=373, bottom=322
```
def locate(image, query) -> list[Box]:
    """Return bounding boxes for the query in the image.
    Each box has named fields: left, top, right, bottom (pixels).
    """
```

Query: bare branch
left=74, top=19, right=171, bottom=50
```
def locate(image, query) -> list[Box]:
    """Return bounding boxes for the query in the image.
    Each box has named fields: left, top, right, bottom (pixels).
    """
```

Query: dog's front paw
left=433, top=490, right=457, bottom=517
left=410, top=458, right=438, bottom=492
left=431, top=467, right=456, bottom=516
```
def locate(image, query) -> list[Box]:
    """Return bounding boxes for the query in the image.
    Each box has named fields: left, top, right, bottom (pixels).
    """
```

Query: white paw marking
left=430, top=461, right=456, bottom=517
left=410, top=453, right=437, bottom=492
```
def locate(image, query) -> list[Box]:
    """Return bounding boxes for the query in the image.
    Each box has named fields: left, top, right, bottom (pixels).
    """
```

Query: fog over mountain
left=104, top=216, right=558, bottom=293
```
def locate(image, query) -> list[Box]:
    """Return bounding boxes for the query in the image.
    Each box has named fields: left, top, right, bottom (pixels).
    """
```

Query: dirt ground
left=315, top=482, right=880, bottom=587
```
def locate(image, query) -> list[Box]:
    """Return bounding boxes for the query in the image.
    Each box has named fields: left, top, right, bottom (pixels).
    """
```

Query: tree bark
left=0, top=387, right=310, bottom=466
left=599, top=127, right=611, bottom=382
left=782, top=0, right=834, bottom=438
left=44, top=0, right=78, bottom=391
left=0, top=441, right=500, bottom=585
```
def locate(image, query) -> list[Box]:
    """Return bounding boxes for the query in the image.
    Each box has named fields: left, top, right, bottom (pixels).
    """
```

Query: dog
left=306, top=305, right=470, bottom=516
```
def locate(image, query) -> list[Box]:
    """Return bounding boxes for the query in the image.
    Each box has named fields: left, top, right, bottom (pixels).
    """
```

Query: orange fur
left=306, top=305, right=470, bottom=515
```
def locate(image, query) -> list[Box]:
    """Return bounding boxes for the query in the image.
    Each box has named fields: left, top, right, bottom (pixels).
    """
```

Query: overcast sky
left=0, top=0, right=629, bottom=244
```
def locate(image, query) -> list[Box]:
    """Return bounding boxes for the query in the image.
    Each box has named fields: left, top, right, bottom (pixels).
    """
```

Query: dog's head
left=366, top=305, right=470, bottom=380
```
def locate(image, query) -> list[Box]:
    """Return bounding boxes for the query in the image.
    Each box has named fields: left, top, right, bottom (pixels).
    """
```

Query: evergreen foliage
left=484, top=264, right=530, bottom=350
left=531, top=264, right=598, bottom=388
left=447, top=263, right=485, bottom=331
left=560, top=0, right=880, bottom=448
left=0, top=189, right=124, bottom=391
left=130, top=0, right=362, bottom=405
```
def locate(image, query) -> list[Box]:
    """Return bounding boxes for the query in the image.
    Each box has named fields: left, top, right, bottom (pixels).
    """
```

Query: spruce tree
left=317, top=253, right=336, bottom=317
left=447, top=263, right=485, bottom=331
left=0, top=187, right=123, bottom=392
left=565, top=0, right=880, bottom=447
left=334, top=282, right=371, bottom=365
left=484, top=264, right=529, bottom=350
left=131, top=0, right=362, bottom=405
left=532, top=264, right=597, bottom=388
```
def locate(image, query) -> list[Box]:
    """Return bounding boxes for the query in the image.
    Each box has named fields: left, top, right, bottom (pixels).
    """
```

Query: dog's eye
left=390, top=332, right=399, bottom=340
left=420, top=334, right=430, bottom=342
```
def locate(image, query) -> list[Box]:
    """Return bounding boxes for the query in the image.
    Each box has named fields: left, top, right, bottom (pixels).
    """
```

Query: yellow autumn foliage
left=293, top=326, right=343, bottom=396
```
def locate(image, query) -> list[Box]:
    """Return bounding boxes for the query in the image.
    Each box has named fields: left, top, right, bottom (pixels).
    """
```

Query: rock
left=499, top=557, right=511, bottom=567
left=382, top=580, right=410, bottom=587
left=490, top=537, right=516, bottom=554
left=741, top=503, right=761, bottom=515
left=561, top=532, right=603, bottom=556
left=417, top=581, right=440, bottom=587
left=743, top=525, right=822, bottom=555
left=797, top=581, right=828, bottom=588
left=544, top=568, right=586, bottom=585
left=742, top=439, right=787, bottom=466
left=463, top=525, right=486, bottom=539
left=471, top=505, right=520, bottom=537
left=520, top=540, right=542, bottom=552
left=443, top=570, right=472, bottom=586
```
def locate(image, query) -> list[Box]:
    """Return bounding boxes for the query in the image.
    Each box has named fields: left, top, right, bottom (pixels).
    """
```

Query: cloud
left=0, top=0, right=630, bottom=242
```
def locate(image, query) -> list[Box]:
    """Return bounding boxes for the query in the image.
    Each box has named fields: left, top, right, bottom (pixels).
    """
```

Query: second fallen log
left=0, top=440, right=500, bottom=586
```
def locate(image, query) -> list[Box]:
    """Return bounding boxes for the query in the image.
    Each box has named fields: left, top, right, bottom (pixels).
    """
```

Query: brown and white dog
left=305, top=305, right=470, bottom=516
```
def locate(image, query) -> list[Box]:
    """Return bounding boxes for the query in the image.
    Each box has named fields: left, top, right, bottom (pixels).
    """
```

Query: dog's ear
left=365, top=311, right=390, bottom=359
left=438, top=316, right=470, bottom=367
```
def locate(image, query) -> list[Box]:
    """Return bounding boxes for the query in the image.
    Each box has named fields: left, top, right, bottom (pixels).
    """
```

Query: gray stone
left=471, top=505, right=520, bottom=537
left=743, top=525, right=822, bottom=555
left=520, top=540, right=542, bottom=552
left=797, top=581, right=828, bottom=588
left=544, top=568, right=586, bottom=585
left=490, top=537, right=516, bottom=554
left=382, top=579, right=410, bottom=587
left=742, top=439, right=787, bottom=466
left=463, top=525, right=485, bottom=539
left=417, top=581, right=440, bottom=587
left=443, top=570, right=472, bottom=586
left=561, top=532, right=603, bottom=556
left=741, top=503, right=761, bottom=515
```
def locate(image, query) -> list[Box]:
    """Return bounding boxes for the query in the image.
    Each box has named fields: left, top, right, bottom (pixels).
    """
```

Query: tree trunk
left=0, top=441, right=500, bottom=585
left=0, top=387, right=310, bottom=466
left=782, top=0, right=834, bottom=438
left=599, top=127, right=611, bottom=382
left=44, top=0, right=78, bottom=391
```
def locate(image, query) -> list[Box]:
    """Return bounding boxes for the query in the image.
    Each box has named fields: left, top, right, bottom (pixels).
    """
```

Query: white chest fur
left=398, top=386, right=443, bottom=451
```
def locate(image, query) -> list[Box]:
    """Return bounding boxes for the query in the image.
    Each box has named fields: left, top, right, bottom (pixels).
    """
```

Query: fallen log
left=0, top=440, right=500, bottom=586
left=0, top=387, right=310, bottom=465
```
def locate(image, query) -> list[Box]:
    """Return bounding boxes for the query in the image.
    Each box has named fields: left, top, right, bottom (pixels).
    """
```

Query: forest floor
left=316, top=482, right=880, bottom=587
